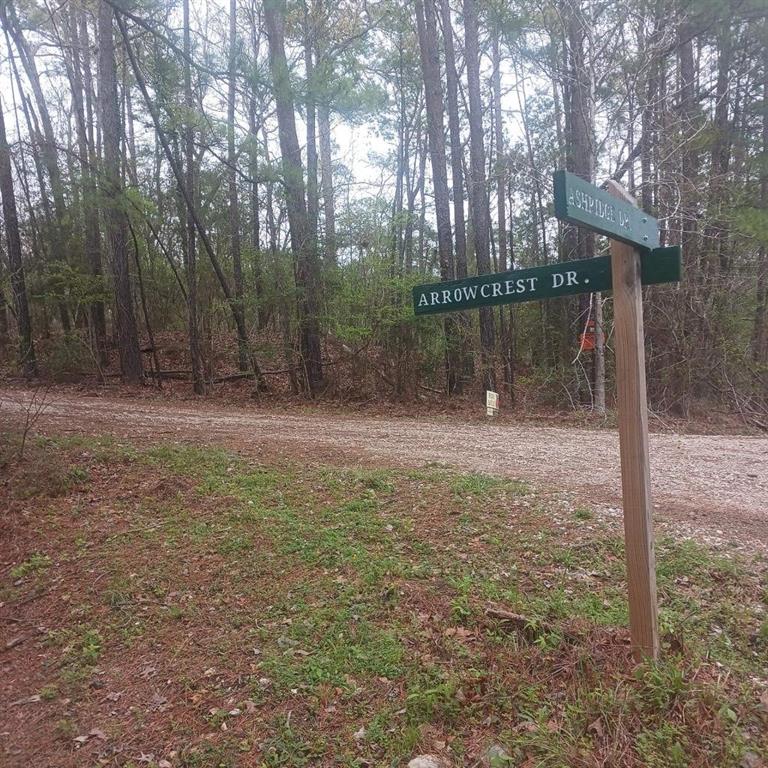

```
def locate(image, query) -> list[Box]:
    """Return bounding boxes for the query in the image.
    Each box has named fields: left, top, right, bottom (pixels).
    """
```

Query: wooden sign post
left=604, top=180, right=659, bottom=659
left=412, top=170, right=679, bottom=660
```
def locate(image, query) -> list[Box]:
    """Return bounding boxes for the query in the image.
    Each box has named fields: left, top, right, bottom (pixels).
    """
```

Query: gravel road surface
left=3, top=390, right=766, bottom=551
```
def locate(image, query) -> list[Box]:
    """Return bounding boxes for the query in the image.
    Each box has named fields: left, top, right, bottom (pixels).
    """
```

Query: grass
left=45, top=624, right=104, bottom=685
left=1, top=433, right=766, bottom=767
left=451, top=471, right=529, bottom=499
left=11, top=552, right=52, bottom=579
left=573, top=507, right=594, bottom=521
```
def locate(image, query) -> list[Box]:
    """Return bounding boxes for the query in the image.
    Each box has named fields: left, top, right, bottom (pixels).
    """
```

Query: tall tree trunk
left=248, top=94, right=265, bottom=330
left=753, top=39, right=768, bottom=371
left=0, top=284, right=9, bottom=351
left=557, top=15, right=575, bottom=371
left=403, top=107, right=425, bottom=273
left=418, top=138, right=427, bottom=274
left=66, top=7, right=108, bottom=366
left=259, top=95, right=295, bottom=384
left=514, top=54, right=550, bottom=364
left=566, top=3, right=603, bottom=412
left=390, top=35, right=406, bottom=271
left=464, top=0, right=496, bottom=393
left=594, top=293, right=605, bottom=413
left=677, top=13, right=704, bottom=407
left=0, top=94, right=36, bottom=378
left=303, top=2, right=320, bottom=253
left=389, top=31, right=409, bottom=395
left=228, top=0, right=247, bottom=371
left=438, top=0, right=472, bottom=382
left=678, top=17, right=700, bottom=264
left=415, top=122, right=428, bottom=272
left=262, top=121, right=279, bottom=257
left=7, top=66, right=48, bottom=283
left=248, top=8, right=266, bottom=329
left=98, top=0, right=143, bottom=384
left=704, top=24, right=732, bottom=274
left=129, top=222, right=161, bottom=387
left=317, top=103, right=336, bottom=264
left=491, top=35, right=507, bottom=274
left=492, top=32, right=514, bottom=400
left=439, top=0, right=466, bottom=280
left=264, top=0, right=324, bottom=395
left=414, top=0, right=453, bottom=278
left=415, top=0, right=461, bottom=394
left=2, top=4, right=71, bottom=332
left=184, top=0, right=206, bottom=393
left=640, top=9, right=658, bottom=216
left=656, top=50, right=671, bottom=247
left=515, top=58, right=548, bottom=264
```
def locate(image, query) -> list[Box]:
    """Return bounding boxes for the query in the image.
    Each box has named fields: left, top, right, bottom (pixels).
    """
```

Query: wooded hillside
left=0, top=0, right=766, bottom=418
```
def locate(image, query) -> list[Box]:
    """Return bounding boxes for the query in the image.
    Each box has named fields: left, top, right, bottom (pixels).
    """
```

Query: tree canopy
left=0, top=0, right=766, bottom=419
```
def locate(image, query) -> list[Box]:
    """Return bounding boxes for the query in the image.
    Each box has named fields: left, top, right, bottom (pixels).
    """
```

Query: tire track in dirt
left=3, top=389, right=767, bottom=552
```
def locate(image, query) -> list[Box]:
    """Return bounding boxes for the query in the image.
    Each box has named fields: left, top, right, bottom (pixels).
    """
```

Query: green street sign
left=553, top=170, right=660, bottom=249
left=412, top=247, right=680, bottom=316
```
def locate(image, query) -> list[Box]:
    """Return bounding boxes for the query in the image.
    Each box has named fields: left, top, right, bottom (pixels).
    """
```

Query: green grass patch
left=2, top=430, right=766, bottom=768
left=46, top=624, right=104, bottom=685
left=11, top=552, right=52, bottom=579
left=451, top=472, right=529, bottom=499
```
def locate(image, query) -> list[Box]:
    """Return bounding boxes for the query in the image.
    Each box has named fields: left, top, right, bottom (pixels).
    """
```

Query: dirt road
left=3, top=389, right=767, bottom=551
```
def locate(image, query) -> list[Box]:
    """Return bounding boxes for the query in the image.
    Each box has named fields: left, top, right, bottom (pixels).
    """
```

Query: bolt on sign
left=412, top=172, right=682, bottom=661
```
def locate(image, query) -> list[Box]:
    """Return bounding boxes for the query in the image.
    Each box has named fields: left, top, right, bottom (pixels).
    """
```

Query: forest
left=0, top=0, right=766, bottom=419
left=4, top=3, right=768, bottom=764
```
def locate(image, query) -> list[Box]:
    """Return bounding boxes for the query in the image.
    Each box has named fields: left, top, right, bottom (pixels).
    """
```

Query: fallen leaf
left=588, top=718, right=604, bottom=739
left=73, top=729, right=107, bottom=745
left=546, top=719, right=559, bottom=733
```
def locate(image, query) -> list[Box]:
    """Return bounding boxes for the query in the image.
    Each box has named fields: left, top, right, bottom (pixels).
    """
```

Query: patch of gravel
left=3, top=389, right=767, bottom=553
